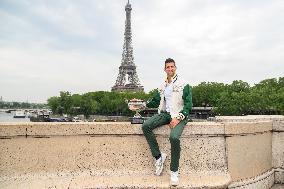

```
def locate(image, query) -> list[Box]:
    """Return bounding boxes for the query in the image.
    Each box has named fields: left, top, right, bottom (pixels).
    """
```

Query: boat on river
left=13, top=110, right=26, bottom=118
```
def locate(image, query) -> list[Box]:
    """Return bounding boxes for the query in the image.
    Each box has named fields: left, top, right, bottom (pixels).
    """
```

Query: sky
left=0, top=0, right=283, bottom=103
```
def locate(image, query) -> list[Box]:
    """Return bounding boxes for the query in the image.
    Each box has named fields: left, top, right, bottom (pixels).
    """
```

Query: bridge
left=0, top=115, right=283, bottom=188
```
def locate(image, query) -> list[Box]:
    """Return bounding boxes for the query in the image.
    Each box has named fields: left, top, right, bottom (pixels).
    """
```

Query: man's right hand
left=169, top=118, right=180, bottom=129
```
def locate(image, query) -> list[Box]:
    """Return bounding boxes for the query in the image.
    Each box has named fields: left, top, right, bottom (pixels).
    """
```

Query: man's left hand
left=169, top=118, right=180, bottom=129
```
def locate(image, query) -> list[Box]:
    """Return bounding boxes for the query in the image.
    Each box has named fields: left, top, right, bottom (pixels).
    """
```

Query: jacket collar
left=165, top=74, right=178, bottom=85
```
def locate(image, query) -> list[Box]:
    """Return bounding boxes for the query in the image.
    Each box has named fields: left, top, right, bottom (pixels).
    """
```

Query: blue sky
left=0, top=0, right=283, bottom=103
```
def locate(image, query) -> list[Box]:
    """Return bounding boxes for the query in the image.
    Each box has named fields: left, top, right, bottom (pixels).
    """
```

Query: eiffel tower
left=111, top=0, right=144, bottom=92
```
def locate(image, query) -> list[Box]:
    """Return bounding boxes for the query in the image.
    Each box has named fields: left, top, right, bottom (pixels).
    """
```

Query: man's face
left=164, top=62, right=176, bottom=77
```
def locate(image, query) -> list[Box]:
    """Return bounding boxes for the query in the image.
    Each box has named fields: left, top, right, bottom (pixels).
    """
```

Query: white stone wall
left=0, top=116, right=283, bottom=188
left=217, top=115, right=284, bottom=186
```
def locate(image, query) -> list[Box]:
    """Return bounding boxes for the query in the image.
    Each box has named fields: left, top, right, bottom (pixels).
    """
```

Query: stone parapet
left=0, top=116, right=282, bottom=188
left=0, top=122, right=226, bottom=137
left=0, top=172, right=232, bottom=189
left=216, top=115, right=284, bottom=131
left=228, top=169, right=275, bottom=189
left=216, top=115, right=284, bottom=185
left=0, top=122, right=230, bottom=188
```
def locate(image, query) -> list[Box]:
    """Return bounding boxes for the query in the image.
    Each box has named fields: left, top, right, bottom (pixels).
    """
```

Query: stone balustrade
left=0, top=115, right=283, bottom=189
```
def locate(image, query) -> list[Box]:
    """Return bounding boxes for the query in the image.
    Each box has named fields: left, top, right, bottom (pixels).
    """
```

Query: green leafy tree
left=47, top=97, right=60, bottom=113
left=192, top=82, right=228, bottom=107
left=59, top=91, right=72, bottom=115
left=80, top=93, right=98, bottom=118
left=46, top=77, right=284, bottom=117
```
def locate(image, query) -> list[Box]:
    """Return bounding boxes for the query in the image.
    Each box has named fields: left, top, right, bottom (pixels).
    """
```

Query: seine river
left=0, top=111, right=30, bottom=122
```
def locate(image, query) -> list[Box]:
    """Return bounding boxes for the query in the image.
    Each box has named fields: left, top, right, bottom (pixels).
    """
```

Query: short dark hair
left=165, top=58, right=176, bottom=68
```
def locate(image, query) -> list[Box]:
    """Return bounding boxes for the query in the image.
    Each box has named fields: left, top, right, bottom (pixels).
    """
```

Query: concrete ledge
left=216, top=115, right=284, bottom=122
left=0, top=122, right=226, bottom=138
left=0, top=122, right=231, bottom=188
left=275, top=168, right=284, bottom=184
left=226, top=132, right=272, bottom=181
left=216, top=115, right=284, bottom=185
left=224, top=121, right=272, bottom=135
left=0, top=117, right=282, bottom=188
left=271, top=184, right=284, bottom=189
left=0, top=120, right=274, bottom=138
left=0, top=135, right=228, bottom=176
left=0, top=172, right=231, bottom=189
left=273, top=133, right=284, bottom=171
left=228, top=169, right=274, bottom=189
left=215, top=115, right=284, bottom=132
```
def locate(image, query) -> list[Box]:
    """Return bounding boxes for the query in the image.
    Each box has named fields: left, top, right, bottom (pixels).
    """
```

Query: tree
left=80, top=93, right=98, bottom=118
left=59, top=91, right=72, bottom=115
left=47, top=97, right=60, bottom=113
left=46, top=76, right=284, bottom=117
left=192, top=82, right=228, bottom=107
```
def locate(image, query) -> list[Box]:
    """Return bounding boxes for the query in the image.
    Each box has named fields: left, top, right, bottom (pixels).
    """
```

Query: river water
left=0, top=111, right=30, bottom=122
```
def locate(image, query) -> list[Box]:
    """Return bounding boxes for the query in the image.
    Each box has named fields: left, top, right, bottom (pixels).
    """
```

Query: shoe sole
left=170, top=181, right=179, bottom=186
left=155, top=153, right=167, bottom=176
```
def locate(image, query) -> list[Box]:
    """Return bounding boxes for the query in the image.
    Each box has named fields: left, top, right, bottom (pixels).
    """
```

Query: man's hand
left=169, top=118, right=180, bottom=129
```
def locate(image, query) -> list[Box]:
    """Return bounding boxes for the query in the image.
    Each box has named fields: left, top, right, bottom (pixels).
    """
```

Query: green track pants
left=142, top=112, right=188, bottom=172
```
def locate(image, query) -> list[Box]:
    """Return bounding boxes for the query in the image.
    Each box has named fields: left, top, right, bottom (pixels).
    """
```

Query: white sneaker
left=155, top=152, right=167, bottom=176
left=170, top=171, right=179, bottom=186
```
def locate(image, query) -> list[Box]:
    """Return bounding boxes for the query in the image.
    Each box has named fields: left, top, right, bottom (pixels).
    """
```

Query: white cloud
left=0, top=0, right=283, bottom=102
left=31, top=3, right=96, bottom=37
left=0, top=46, right=118, bottom=102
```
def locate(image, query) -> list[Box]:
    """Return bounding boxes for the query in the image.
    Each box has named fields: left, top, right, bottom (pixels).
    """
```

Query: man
left=142, top=58, right=192, bottom=186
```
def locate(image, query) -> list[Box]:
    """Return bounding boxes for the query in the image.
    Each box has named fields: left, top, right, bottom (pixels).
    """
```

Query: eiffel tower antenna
left=111, top=0, right=144, bottom=92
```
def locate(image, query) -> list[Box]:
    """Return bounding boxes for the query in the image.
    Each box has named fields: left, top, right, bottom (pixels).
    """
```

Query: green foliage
left=192, top=82, right=228, bottom=107
left=47, top=91, right=152, bottom=118
left=47, top=96, right=59, bottom=113
left=189, top=77, right=283, bottom=116
left=0, top=101, right=46, bottom=109
left=47, top=77, right=284, bottom=117
left=214, top=77, right=284, bottom=115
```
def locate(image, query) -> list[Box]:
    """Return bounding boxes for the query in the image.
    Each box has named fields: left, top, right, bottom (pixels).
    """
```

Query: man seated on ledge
left=142, top=58, right=192, bottom=186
